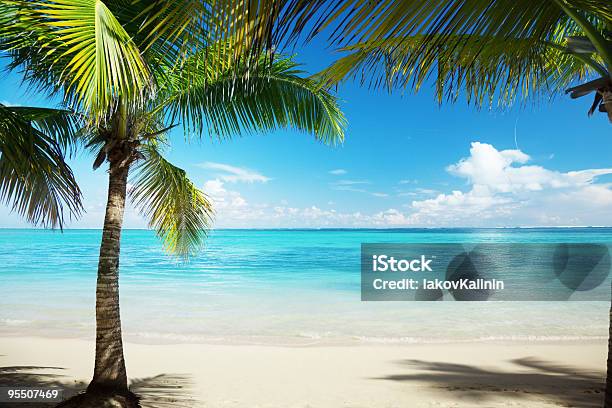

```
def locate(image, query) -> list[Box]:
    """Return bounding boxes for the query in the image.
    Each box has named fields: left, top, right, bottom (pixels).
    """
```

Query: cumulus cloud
left=204, top=179, right=248, bottom=211
left=405, top=142, right=612, bottom=226
left=371, top=209, right=410, bottom=225
left=446, top=142, right=609, bottom=193
left=198, top=162, right=270, bottom=183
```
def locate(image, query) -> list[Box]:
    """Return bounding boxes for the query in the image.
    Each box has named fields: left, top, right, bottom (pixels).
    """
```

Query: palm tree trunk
left=88, top=157, right=130, bottom=393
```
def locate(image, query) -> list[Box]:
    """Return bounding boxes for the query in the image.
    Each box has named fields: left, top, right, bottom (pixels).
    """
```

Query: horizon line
left=1, top=226, right=612, bottom=231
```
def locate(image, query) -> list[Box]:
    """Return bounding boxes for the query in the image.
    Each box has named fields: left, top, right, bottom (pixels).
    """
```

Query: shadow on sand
left=0, top=366, right=199, bottom=408
left=375, top=357, right=604, bottom=407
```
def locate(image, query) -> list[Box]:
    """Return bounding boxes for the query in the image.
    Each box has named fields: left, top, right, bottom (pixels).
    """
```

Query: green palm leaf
left=109, top=0, right=208, bottom=72
left=279, top=0, right=612, bottom=117
left=130, top=144, right=213, bottom=258
left=319, top=34, right=603, bottom=106
left=8, top=106, right=83, bottom=154
left=281, top=0, right=611, bottom=52
left=163, top=48, right=346, bottom=144
left=3, top=0, right=150, bottom=121
left=2, top=0, right=287, bottom=118
left=0, top=104, right=82, bottom=229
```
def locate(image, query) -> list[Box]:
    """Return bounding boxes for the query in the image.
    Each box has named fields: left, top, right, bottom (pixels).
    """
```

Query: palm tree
left=0, top=1, right=345, bottom=404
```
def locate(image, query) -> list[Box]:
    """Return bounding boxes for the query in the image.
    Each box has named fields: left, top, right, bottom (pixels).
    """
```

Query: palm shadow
left=130, top=374, right=198, bottom=408
left=374, top=357, right=604, bottom=407
left=0, top=366, right=198, bottom=408
left=0, top=365, right=84, bottom=407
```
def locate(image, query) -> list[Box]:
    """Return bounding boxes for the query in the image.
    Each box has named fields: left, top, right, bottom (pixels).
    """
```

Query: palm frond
left=130, top=0, right=207, bottom=52
left=106, top=0, right=208, bottom=73
left=162, top=48, right=346, bottom=144
left=7, top=106, right=83, bottom=154
left=0, top=104, right=82, bottom=228
left=319, top=34, right=602, bottom=107
left=3, top=0, right=151, bottom=121
left=130, top=144, right=213, bottom=258
left=277, top=0, right=612, bottom=111
left=280, top=0, right=612, bottom=50
left=205, top=1, right=280, bottom=66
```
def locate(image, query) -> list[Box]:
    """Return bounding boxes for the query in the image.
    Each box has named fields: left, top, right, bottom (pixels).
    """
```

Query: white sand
left=0, top=337, right=606, bottom=407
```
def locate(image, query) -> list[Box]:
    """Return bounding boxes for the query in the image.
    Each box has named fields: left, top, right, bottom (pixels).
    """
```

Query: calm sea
left=0, top=228, right=610, bottom=345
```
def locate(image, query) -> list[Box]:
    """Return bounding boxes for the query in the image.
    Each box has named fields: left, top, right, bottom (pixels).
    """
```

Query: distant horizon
left=3, top=226, right=612, bottom=231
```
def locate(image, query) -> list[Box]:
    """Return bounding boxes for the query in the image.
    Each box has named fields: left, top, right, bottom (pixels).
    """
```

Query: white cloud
left=404, top=142, right=612, bottom=226
left=331, top=179, right=388, bottom=197
left=330, top=179, right=371, bottom=194
left=204, top=179, right=248, bottom=210
left=203, top=182, right=374, bottom=227
left=201, top=142, right=612, bottom=228
left=198, top=162, right=270, bottom=183
left=446, top=142, right=609, bottom=193
left=333, top=180, right=370, bottom=186
left=397, top=188, right=438, bottom=197
left=201, top=179, right=267, bottom=227
left=371, top=209, right=410, bottom=225
left=329, top=169, right=347, bottom=175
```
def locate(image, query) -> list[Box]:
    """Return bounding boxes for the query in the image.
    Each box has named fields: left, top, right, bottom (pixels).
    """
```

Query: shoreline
left=0, top=336, right=606, bottom=407
left=0, top=331, right=607, bottom=347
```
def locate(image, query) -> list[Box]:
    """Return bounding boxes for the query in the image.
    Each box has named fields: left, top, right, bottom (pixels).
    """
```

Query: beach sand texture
left=0, top=337, right=605, bottom=408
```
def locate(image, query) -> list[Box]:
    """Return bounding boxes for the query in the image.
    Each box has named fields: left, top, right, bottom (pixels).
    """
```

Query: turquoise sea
left=0, top=228, right=610, bottom=345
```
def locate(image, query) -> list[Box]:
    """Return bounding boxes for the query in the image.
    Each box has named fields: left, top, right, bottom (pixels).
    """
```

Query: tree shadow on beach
left=0, top=366, right=198, bottom=408
left=375, top=357, right=604, bottom=407
left=0, top=365, right=84, bottom=407
left=130, top=374, right=199, bottom=408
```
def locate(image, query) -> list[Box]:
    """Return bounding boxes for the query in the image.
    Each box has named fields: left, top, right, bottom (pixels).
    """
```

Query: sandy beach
left=0, top=337, right=606, bottom=407
left=1, top=0, right=612, bottom=404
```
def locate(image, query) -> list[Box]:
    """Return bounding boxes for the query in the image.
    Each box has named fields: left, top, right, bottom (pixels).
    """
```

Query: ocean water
left=0, top=228, right=610, bottom=345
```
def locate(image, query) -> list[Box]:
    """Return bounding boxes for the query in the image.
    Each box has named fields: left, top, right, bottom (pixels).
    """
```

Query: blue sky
left=1, top=38, right=611, bottom=228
